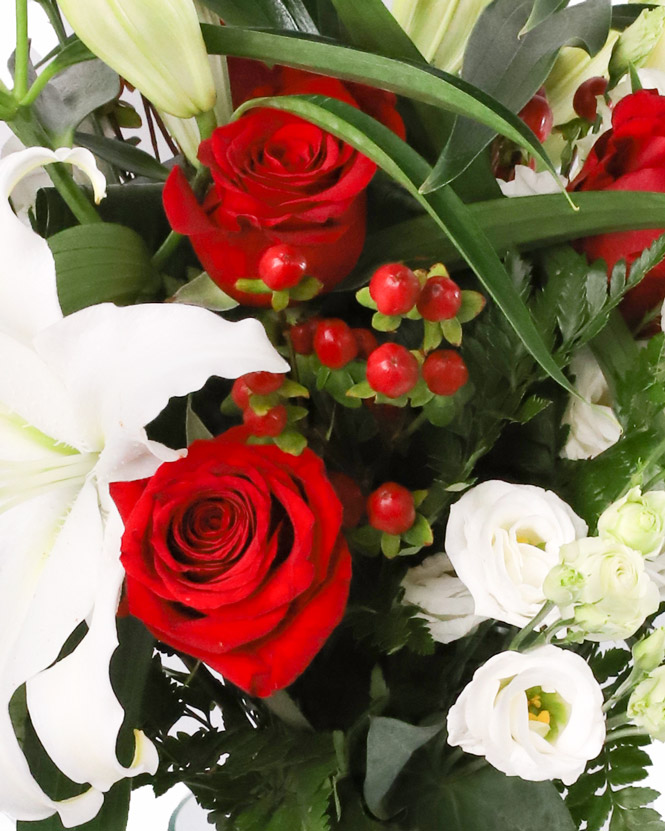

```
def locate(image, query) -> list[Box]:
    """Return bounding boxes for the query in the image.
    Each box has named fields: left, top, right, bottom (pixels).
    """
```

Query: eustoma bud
left=57, top=0, right=216, bottom=118
left=633, top=628, right=665, bottom=674
left=628, top=667, right=665, bottom=740
left=598, top=487, right=665, bottom=559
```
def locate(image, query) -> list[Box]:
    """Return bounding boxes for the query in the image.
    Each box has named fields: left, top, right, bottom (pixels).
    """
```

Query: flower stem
left=602, top=669, right=641, bottom=713
left=195, top=108, right=218, bottom=142
left=605, top=726, right=650, bottom=744
left=509, top=601, right=555, bottom=651
left=14, top=0, right=29, bottom=101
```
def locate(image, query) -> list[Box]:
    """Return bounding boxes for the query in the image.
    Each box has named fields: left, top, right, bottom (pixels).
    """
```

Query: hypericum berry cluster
left=228, top=370, right=310, bottom=454
left=355, top=482, right=433, bottom=558
left=491, top=86, right=554, bottom=180
left=233, top=244, right=323, bottom=311
left=289, top=318, right=377, bottom=368
left=352, top=262, right=481, bottom=406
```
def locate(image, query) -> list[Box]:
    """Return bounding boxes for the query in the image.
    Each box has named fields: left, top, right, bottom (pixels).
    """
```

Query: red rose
left=111, top=434, right=352, bottom=697
left=163, top=67, right=404, bottom=307
left=570, top=89, right=665, bottom=328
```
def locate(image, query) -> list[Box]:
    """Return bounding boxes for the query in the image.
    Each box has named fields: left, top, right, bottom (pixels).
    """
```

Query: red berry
left=243, top=371, right=285, bottom=395
left=519, top=92, right=553, bottom=143
left=416, top=276, right=462, bottom=321
left=243, top=404, right=288, bottom=437
left=314, top=319, right=358, bottom=369
left=329, top=471, right=365, bottom=529
left=369, top=263, right=421, bottom=316
left=353, top=328, right=379, bottom=359
left=231, top=378, right=252, bottom=410
left=423, top=350, right=469, bottom=396
left=289, top=319, right=319, bottom=355
left=573, top=76, right=608, bottom=123
left=367, top=482, right=415, bottom=535
left=366, top=343, right=419, bottom=398
left=258, top=244, right=307, bottom=290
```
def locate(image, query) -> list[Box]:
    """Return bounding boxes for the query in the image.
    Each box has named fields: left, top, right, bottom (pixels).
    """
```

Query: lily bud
left=391, top=0, right=492, bottom=74
left=633, top=628, right=665, bottom=674
left=57, top=0, right=216, bottom=118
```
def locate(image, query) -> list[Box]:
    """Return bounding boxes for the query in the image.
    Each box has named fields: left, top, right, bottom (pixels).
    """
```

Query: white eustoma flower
left=544, top=537, right=659, bottom=641
left=498, top=165, right=564, bottom=197
left=57, top=0, right=216, bottom=118
left=598, top=487, right=665, bottom=559
left=447, top=645, right=605, bottom=785
left=401, top=553, right=485, bottom=645
left=561, top=349, right=622, bottom=461
left=445, top=480, right=587, bottom=627
left=0, top=146, right=287, bottom=826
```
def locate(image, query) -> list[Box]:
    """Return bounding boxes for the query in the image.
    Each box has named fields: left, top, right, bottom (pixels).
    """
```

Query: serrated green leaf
left=172, top=272, right=240, bottom=311
left=364, top=717, right=442, bottom=819
left=347, top=381, right=375, bottom=399
left=608, top=765, right=651, bottom=786
left=457, top=290, right=486, bottom=323
left=372, top=312, right=401, bottom=332
left=441, top=317, right=463, bottom=346
left=514, top=395, right=552, bottom=424
left=381, top=533, right=401, bottom=559
left=424, top=320, right=443, bottom=351
left=356, top=286, right=378, bottom=310
left=614, top=787, right=661, bottom=809
left=585, top=791, right=613, bottom=831
left=235, top=95, right=578, bottom=396
left=274, top=430, right=308, bottom=455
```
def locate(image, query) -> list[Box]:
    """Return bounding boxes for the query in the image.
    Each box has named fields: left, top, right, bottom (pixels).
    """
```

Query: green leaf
left=280, top=379, right=310, bottom=398
left=202, top=24, right=564, bottom=184
left=234, top=278, right=271, bottom=294
left=408, top=378, right=435, bottom=407
left=289, top=276, right=322, bottom=300
left=354, top=192, right=665, bottom=277
left=372, top=312, right=401, bottom=332
left=513, top=394, right=552, bottom=424
left=74, top=132, right=170, bottom=182
left=402, top=514, right=433, bottom=547
left=274, top=429, right=308, bottom=455
left=410, top=764, right=575, bottom=831
left=271, top=290, right=290, bottom=311
left=364, top=717, right=442, bottom=819
left=423, top=320, right=443, bottom=351
left=441, top=317, right=462, bottom=346
left=426, top=0, right=611, bottom=190
left=48, top=223, right=160, bottom=314
left=172, top=272, right=240, bottom=311
left=186, top=398, right=213, bottom=444
left=356, top=286, right=377, bottom=310
left=381, top=533, right=401, bottom=559
left=423, top=394, right=457, bottom=427
left=347, top=380, right=375, bottom=399
left=614, top=788, right=661, bottom=810
left=520, top=0, right=569, bottom=34
left=200, top=0, right=317, bottom=31
left=457, top=290, right=486, bottom=323
left=329, top=0, right=424, bottom=60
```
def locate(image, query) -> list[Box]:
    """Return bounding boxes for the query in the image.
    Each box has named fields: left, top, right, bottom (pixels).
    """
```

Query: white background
left=0, top=1, right=665, bottom=829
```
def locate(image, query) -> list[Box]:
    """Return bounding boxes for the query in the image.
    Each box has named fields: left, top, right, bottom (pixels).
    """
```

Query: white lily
left=0, top=146, right=287, bottom=826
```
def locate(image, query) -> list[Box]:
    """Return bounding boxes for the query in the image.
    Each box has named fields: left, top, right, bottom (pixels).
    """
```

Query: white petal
left=34, top=303, right=289, bottom=446
left=28, top=509, right=158, bottom=791
left=0, top=147, right=105, bottom=344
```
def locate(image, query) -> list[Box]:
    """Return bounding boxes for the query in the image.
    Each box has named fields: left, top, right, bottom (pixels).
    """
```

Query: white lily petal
left=33, top=303, right=289, bottom=445
left=28, top=514, right=158, bottom=791
left=0, top=147, right=105, bottom=343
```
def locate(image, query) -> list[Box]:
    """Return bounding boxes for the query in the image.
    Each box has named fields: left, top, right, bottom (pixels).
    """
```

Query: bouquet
left=4, top=0, right=665, bottom=829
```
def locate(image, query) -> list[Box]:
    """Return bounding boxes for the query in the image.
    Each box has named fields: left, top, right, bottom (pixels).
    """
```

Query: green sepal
left=372, top=312, right=401, bottom=332
left=408, top=378, right=434, bottom=407
left=249, top=393, right=280, bottom=415
left=274, top=429, right=308, bottom=455
left=235, top=278, right=272, bottom=294
left=374, top=392, right=409, bottom=407
left=423, top=320, right=443, bottom=352
left=186, top=398, right=213, bottom=444
left=404, top=306, right=422, bottom=320
left=271, top=290, right=290, bottom=311
left=402, top=514, right=433, bottom=547
left=457, top=290, right=486, bottom=323
left=290, top=276, right=323, bottom=301
left=322, top=368, right=364, bottom=408
left=356, top=286, right=378, bottom=310
left=347, top=524, right=382, bottom=556
left=412, top=489, right=428, bottom=508
left=381, top=532, right=402, bottom=559
left=347, top=380, right=375, bottom=399
left=316, top=365, right=331, bottom=391
left=221, top=394, right=240, bottom=416
left=441, top=317, right=463, bottom=346
left=428, top=263, right=450, bottom=278
left=285, top=404, right=308, bottom=422
left=280, top=379, right=310, bottom=398
left=246, top=435, right=273, bottom=445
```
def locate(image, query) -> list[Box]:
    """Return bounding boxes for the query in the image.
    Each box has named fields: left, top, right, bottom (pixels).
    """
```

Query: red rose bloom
left=163, top=67, right=404, bottom=307
left=570, top=88, right=665, bottom=327
left=111, top=434, right=352, bottom=697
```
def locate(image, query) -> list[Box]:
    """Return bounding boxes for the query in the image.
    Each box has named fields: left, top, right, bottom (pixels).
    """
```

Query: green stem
left=534, top=616, right=575, bottom=646
left=509, top=601, right=555, bottom=651
left=9, top=110, right=101, bottom=224
left=605, top=726, right=650, bottom=744
left=14, top=0, right=29, bottom=101
left=195, top=108, right=218, bottom=142
left=605, top=713, right=629, bottom=731
left=603, top=669, right=641, bottom=713
left=34, top=0, right=67, bottom=44
left=20, top=58, right=64, bottom=107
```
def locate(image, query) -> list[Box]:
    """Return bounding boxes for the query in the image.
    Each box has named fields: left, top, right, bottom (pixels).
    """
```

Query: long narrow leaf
left=202, top=24, right=570, bottom=202
left=329, top=0, right=424, bottom=60
left=236, top=94, right=576, bottom=394
left=200, top=0, right=317, bottom=31
left=356, top=191, right=665, bottom=273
